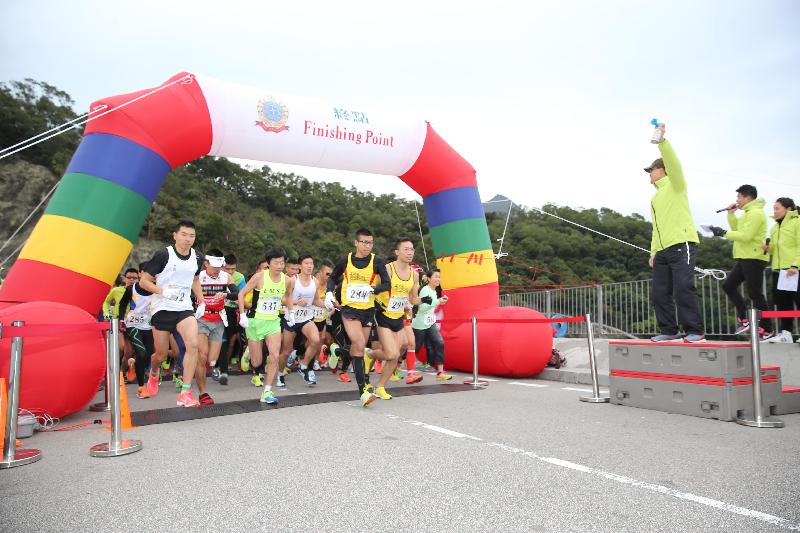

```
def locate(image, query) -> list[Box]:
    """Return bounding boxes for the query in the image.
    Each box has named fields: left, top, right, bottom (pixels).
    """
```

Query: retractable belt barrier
left=447, top=314, right=608, bottom=402
left=0, top=318, right=141, bottom=469
left=736, top=308, right=800, bottom=429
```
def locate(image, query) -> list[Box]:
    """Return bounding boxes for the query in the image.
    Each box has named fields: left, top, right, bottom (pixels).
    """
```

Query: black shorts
left=224, top=307, right=239, bottom=337
left=151, top=310, right=194, bottom=333
left=283, top=318, right=313, bottom=334
left=375, top=311, right=405, bottom=333
left=341, top=306, right=374, bottom=327
left=315, top=320, right=326, bottom=333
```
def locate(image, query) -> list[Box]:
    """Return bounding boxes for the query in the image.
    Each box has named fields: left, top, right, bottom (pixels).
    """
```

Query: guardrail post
left=0, top=321, right=43, bottom=469
left=545, top=291, right=552, bottom=318
left=595, top=285, right=604, bottom=337
left=735, top=308, right=784, bottom=428
left=90, top=318, right=142, bottom=457
left=579, top=313, right=609, bottom=404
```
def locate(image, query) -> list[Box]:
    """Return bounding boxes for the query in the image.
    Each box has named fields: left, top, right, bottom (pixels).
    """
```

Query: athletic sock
left=353, top=357, right=366, bottom=393
left=150, top=367, right=159, bottom=378
left=181, top=383, right=191, bottom=393
left=263, top=385, right=272, bottom=392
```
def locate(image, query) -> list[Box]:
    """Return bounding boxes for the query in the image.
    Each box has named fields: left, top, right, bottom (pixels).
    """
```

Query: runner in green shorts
left=237, top=247, right=292, bottom=405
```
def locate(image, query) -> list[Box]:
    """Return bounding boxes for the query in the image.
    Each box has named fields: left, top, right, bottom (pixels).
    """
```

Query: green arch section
left=429, top=217, right=492, bottom=257
left=44, top=172, right=151, bottom=244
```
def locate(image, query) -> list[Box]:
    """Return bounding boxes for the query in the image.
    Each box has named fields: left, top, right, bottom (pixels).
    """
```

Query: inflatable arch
left=0, top=73, right=552, bottom=417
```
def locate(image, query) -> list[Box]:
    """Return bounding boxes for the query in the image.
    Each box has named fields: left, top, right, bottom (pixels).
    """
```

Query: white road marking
left=561, top=387, right=594, bottom=392
left=386, top=414, right=800, bottom=531
left=509, top=382, right=549, bottom=388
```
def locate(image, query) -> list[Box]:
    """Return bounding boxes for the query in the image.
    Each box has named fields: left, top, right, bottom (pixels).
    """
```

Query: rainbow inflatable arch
left=0, top=73, right=551, bottom=416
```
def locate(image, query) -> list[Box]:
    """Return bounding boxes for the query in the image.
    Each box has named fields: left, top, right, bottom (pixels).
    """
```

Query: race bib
left=168, top=284, right=191, bottom=303
left=258, top=297, right=281, bottom=315
left=346, top=284, right=373, bottom=303
left=125, top=313, right=149, bottom=328
left=387, top=295, right=408, bottom=312
left=424, top=313, right=436, bottom=326
left=294, top=307, right=312, bottom=322
left=313, top=306, right=326, bottom=320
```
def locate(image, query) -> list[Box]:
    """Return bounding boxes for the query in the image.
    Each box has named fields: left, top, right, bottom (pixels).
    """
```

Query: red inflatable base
left=441, top=306, right=553, bottom=377
left=0, top=301, right=106, bottom=418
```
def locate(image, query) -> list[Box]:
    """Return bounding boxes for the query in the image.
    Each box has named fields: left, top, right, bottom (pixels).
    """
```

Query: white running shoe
left=765, top=330, right=794, bottom=344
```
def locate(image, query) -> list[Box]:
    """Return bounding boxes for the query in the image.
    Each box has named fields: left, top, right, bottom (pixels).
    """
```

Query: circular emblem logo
left=256, top=96, right=289, bottom=133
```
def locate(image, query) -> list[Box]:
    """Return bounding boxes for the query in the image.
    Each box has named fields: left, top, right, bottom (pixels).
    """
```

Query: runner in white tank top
left=280, top=254, right=326, bottom=386
left=138, top=221, right=206, bottom=408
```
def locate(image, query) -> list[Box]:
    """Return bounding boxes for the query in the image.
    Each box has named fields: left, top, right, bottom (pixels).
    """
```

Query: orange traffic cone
left=0, top=378, right=6, bottom=448
left=0, top=378, right=21, bottom=449
left=106, top=373, right=135, bottom=431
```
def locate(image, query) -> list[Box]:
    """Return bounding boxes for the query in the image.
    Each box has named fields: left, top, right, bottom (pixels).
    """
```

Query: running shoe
left=251, top=374, right=264, bottom=387
left=734, top=318, right=750, bottom=335
left=287, top=350, right=298, bottom=368
left=405, top=373, right=423, bottom=385
left=199, top=392, right=215, bottom=406
left=219, top=373, right=229, bottom=386
left=260, top=389, right=278, bottom=404
left=390, top=369, right=403, bottom=382
left=374, top=386, right=392, bottom=400
left=319, top=345, right=328, bottom=366
left=422, top=363, right=433, bottom=371
left=161, top=359, right=171, bottom=371
left=684, top=334, right=707, bottom=343
left=176, top=390, right=200, bottom=407
left=277, top=374, right=286, bottom=388
left=146, top=372, right=160, bottom=397
left=436, top=372, right=453, bottom=381
left=136, top=386, right=150, bottom=399
left=329, top=343, right=340, bottom=369
left=766, top=330, right=794, bottom=344
left=364, top=383, right=374, bottom=393
left=375, top=360, right=383, bottom=374
left=126, top=359, right=136, bottom=383
left=313, top=361, right=322, bottom=371
left=361, top=387, right=377, bottom=407
left=338, top=372, right=351, bottom=383
left=211, top=368, right=221, bottom=381
left=230, top=357, right=239, bottom=367
left=174, top=376, right=184, bottom=390
left=241, top=348, right=251, bottom=372
left=650, top=334, right=683, bottom=342
left=760, top=329, right=775, bottom=342
left=307, top=370, right=317, bottom=386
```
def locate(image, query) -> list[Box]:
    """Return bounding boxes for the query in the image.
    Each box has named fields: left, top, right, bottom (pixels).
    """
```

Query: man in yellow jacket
left=646, top=124, right=705, bottom=343
left=708, top=184, right=773, bottom=339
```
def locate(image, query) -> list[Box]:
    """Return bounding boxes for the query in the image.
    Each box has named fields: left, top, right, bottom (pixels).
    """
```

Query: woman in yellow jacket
left=765, top=197, right=800, bottom=343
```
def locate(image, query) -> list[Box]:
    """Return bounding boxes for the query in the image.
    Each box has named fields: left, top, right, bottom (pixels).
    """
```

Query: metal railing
left=500, top=272, right=799, bottom=338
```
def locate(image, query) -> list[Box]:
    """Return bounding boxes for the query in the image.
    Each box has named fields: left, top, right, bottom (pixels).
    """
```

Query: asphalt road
left=1, top=369, right=798, bottom=532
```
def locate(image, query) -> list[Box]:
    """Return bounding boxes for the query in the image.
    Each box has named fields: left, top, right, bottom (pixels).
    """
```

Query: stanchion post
left=90, top=317, right=142, bottom=457
left=0, top=321, right=43, bottom=469
left=579, top=313, right=609, bottom=404
left=471, top=317, right=479, bottom=390
left=736, top=308, right=784, bottom=428
left=89, top=319, right=111, bottom=412
left=463, top=317, right=488, bottom=389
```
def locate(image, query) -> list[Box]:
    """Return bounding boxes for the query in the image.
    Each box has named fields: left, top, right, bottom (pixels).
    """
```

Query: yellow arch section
left=19, top=214, right=132, bottom=284
left=436, top=249, right=497, bottom=290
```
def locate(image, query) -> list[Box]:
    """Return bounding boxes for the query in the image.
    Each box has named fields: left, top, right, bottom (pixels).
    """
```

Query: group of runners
left=106, top=221, right=451, bottom=408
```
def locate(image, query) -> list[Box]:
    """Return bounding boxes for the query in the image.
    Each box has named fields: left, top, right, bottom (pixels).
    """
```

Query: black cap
left=644, top=158, right=665, bottom=173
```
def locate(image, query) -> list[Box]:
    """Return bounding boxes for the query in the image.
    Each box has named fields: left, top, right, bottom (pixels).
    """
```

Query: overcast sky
left=2, top=1, right=798, bottom=239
